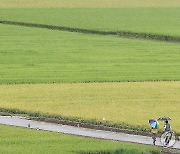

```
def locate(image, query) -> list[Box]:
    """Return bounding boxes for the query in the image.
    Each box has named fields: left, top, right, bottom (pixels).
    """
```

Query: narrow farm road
left=0, top=116, right=180, bottom=149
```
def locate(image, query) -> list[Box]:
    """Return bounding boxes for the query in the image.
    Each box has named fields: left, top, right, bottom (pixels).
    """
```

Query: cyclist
left=164, top=121, right=172, bottom=145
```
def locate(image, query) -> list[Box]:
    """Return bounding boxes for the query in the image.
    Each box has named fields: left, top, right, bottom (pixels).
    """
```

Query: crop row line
left=1, top=20, right=180, bottom=43
left=0, top=80, right=180, bottom=85
left=0, top=80, right=179, bottom=85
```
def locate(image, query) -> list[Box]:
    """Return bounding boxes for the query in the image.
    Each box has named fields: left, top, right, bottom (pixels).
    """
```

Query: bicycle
left=161, top=131, right=175, bottom=147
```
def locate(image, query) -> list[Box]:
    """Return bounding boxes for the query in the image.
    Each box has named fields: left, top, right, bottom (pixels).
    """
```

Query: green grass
left=0, top=125, right=160, bottom=154
left=0, top=82, right=179, bottom=133
left=0, top=8, right=180, bottom=37
left=0, top=24, right=179, bottom=83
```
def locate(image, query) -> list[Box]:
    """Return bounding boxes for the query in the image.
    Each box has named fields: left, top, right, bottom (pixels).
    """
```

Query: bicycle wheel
left=161, top=132, right=175, bottom=147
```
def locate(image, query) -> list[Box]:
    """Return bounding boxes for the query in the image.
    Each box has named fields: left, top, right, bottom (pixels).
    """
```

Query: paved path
left=0, top=116, right=180, bottom=149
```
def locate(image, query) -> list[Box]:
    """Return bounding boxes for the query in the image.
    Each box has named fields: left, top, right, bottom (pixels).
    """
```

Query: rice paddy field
left=0, top=0, right=180, bottom=153
left=0, top=82, right=180, bottom=132
left=1, top=8, right=180, bottom=37
left=0, top=125, right=160, bottom=154
left=0, top=25, right=179, bottom=83
left=1, top=0, right=180, bottom=8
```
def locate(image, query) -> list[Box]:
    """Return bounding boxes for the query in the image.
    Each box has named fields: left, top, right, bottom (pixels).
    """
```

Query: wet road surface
left=0, top=116, right=179, bottom=149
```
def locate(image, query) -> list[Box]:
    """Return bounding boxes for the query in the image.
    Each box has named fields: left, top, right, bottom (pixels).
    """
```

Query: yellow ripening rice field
left=1, top=0, right=180, bottom=8
left=0, top=81, right=179, bottom=132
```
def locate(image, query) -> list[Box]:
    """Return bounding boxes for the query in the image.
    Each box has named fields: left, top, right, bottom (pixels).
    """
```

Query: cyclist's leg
left=167, top=132, right=172, bottom=144
left=152, top=133, right=156, bottom=145
left=165, top=132, right=171, bottom=145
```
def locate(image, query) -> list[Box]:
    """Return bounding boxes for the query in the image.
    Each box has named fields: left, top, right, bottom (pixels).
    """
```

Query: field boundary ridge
left=0, top=80, right=180, bottom=85
left=1, top=20, right=180, bottom=43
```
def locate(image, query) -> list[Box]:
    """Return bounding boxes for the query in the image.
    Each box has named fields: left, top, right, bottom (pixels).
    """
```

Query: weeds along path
left=0, top=115, right=180, bottom=150
left=1, top=20, right=180, bottom=43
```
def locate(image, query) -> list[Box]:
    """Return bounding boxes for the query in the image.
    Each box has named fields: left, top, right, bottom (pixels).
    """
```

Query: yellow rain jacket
left=151, top=128, right=158, bottom=134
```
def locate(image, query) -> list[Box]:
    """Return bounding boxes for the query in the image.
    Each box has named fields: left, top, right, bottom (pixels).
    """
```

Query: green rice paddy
left=1, top=0, right=180, bottom=8
left=0, top=24, right=179, bottom=83
left=0, top=125, right=160, bottom=154
left=0, top=8, right=180, bottom=37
